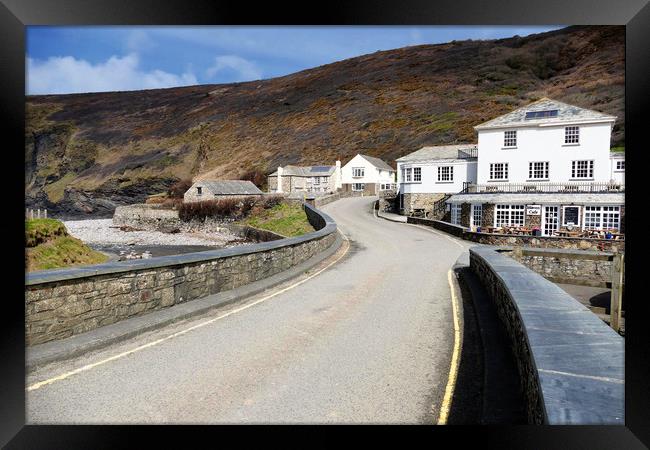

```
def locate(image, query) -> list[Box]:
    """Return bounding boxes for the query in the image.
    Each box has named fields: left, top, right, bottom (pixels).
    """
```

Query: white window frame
left=405, top=167, right=412, bottom=182
left=489, top=163, right=509, bottom=181
left=528, top=161, right=550, bottom=180
left=571, top=160, right=594, bottom=179
left=564, top=126, right=580, bottom=144
left=352, top=183, right=365, bottom=192
left=561, top=205, right=581, bottom=227
left=615, top=160, right=625, bottom=171
left=471, top=204, right=483, bottom=228
left=437, top=166, right=454, bottom=182
left=583, top=206, right=621, bottom=231
left=450, top=204, right=462, bottom=225
left=412, top=167, right=422, bottom=182
left=494, top=204, right=525, bottom=227
left=352, top=167, right=365, bottom=178
left=503, top=130, right=517, bottom=148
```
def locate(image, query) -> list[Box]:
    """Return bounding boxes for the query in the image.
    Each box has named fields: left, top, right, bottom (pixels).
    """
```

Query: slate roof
left=193, top=180, right=264, bottom=195
left=447, top=192, right=624, bottom=205
left=268, top=165, right=336, bottom=177
left=396, top=144, right=478, bottom=162
left=474, top=97, right=617, bottom=130
left=359, top=154, right=395, bottom=171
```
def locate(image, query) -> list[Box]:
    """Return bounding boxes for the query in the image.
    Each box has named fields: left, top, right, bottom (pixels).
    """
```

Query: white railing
left=464, top=182, right=624, bottom=194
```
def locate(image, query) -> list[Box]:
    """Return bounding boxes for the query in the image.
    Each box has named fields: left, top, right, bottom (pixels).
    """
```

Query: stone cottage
left=183, top=180, right=264, bottom=203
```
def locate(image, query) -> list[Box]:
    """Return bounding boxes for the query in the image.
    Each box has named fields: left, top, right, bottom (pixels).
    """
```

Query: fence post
left=44, top=209, right=47, bottom=219
left=37, top=208, right=41, bottom=219
left=610, top=253, right=624, bottom=333
left=30, top=209, right=34, bottom=220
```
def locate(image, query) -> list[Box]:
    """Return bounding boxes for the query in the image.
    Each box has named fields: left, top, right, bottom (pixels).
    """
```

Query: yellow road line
left=28, top=232, right=350, bottom=392
left=437, top=269, right=462, bottom=425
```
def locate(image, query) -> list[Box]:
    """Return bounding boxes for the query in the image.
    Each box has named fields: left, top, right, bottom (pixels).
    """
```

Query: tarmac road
left=27, top=196, right=470, bottom=424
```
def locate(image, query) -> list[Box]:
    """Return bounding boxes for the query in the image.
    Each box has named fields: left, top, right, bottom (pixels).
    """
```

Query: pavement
left=26, top=196, right=472, bottom=424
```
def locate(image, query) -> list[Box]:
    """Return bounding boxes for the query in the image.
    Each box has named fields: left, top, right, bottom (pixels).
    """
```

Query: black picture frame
left=2, top=0, right=649, bottom=447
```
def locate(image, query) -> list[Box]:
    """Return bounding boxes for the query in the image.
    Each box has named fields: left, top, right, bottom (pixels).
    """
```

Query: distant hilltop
left=25, top=25, right=624, bottom=216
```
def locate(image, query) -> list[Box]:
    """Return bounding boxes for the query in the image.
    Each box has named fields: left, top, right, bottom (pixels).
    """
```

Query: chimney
left=335, top=160, right=342, bottom=190
left=276, top=166, right=283, bottom=193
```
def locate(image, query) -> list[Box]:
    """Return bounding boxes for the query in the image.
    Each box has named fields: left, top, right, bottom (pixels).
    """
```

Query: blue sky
left=26, top=26, right=561, bottom=95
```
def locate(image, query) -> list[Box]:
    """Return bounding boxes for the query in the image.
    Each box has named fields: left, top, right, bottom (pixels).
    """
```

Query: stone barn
left=183, top=180, right=264, bottom=203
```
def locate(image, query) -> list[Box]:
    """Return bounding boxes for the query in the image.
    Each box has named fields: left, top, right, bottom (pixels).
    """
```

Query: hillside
left=25, top=25, right=624, bottom=217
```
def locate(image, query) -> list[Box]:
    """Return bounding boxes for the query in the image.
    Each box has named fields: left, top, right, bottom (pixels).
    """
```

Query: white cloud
left=125, top=30, right=157, bottom=53
left=205, top=55, right=262, bottom=82
left=26, top=53, right=198, bottom=95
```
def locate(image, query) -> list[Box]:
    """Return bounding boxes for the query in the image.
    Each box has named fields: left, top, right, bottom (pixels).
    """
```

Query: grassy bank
left=26, top=218, right=108, bottom=271
left=239, top=202, right=314, bottom=237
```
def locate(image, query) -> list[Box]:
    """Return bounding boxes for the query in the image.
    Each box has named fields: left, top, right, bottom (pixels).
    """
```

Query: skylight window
left=524, top=110, right=559, bottom=119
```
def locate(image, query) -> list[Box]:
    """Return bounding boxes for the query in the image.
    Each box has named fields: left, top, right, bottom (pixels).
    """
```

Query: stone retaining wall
left=508, top=247, right=615, bottom=287
left=112, top=204, right=180, bottom=232
left=25, top=204, right=339, bottom=346
left=407, top=217, right=624, bottom=253
left=470, top=246, right=624, bottom=424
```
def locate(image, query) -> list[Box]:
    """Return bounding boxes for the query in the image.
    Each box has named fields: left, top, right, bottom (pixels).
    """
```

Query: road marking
left=27, top=232, right=351, bottom=392
left=436, top=269, right=462, bottom=425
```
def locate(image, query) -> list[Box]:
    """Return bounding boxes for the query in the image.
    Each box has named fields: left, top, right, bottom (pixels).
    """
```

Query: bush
left=178, top=195, right=285, bottom=222
left=240, top=169, right=267, bottom=190
left=168, top=178, right=193, bottom=199
left=26, top=218, right=68, bottom=247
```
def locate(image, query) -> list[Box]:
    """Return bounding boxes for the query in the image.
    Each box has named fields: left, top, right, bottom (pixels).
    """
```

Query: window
left=565, top=126, right=580, bottom=144
left=489, top=163, right=509, bottom=180
left=615, top=160, right=625, bottom=171
left=380, top=183, right=395, bottom=191
left=528, top=162, right=549, bottom=180
left=572, top=160, right=594, bottom=179
left=413, top=167, right=422, bottom=182
left=352, top=167, right=364, bottom=178
left=504, top=130, right=517, bottom=148
left=352, top=183, right=365, bottom=191
left=472, top=204, right=483, bottom=228
left=495, top=205, right=525, bottom=227
left=583, top=206, right=621, bottom=231
left=196, top=186, right=202, bottom=195
left=451, top=204, right=462, bottom=225
left=437, top=166, right=454, bottom=182
left=405, top=168, right=412, bottom=182
left=525, top=110, right=558, bottom=119
left=312, top=176, right=321, bottom=185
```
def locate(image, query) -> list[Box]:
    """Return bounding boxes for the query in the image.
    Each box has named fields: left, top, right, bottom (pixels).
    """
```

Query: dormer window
left=565, top=126, right=580, bottom=144
left=196, top=186, right=202, bottom=195
left=504, top=130, right=517, bottom=148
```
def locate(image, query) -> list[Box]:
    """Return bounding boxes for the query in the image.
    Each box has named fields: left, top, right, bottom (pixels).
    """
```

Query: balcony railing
left=462, top=182, right=624, bottom=194
left=457, top=147, right=478, bottom=159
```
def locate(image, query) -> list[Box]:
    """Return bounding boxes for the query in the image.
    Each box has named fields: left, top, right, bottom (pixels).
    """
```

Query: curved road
left=27, top=197, right=470, bottom=424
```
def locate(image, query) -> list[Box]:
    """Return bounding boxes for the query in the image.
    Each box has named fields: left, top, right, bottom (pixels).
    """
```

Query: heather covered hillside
left=25, top=25, right=624, bottom=216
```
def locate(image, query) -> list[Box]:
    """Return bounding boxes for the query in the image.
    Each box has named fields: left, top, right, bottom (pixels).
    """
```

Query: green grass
left=43, top=172, right=76, bottom=203
left=25, top=218, right=108, bottom=271
left=610, top=146, right=625, bottom=153
left=239, top=202, right=314, bottom=237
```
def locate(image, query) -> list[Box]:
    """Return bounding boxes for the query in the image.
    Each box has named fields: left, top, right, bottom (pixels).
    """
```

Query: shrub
left=240, top=169, right=267, bottom=190
left=168, top=178, right=194, bottom=199
left=178, top=195, right=286, bottom=221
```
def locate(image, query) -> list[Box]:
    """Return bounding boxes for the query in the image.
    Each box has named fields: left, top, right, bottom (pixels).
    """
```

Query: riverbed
left=63, top=219, right=247, bottom=258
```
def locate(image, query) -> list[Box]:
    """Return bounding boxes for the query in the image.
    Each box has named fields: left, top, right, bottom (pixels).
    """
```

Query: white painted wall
left=476, top=122, right=614, bottom=184
left=341, top=154, right=395, bottom=185
left=397, top=160, right=477, bottom=194
left=609, top=154, right=625, bottom=184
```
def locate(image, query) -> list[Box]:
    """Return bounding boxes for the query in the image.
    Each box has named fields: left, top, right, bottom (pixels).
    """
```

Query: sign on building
left=526, top=204, right=541, bottom=215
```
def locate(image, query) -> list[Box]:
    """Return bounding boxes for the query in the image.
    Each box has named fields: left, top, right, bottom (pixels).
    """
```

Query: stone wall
left=507, top=247, right=615, bottom=287
left=406, top=217, right=624, bottom=253
left=470, top=246, right=624, bottom=424
left=26, top=204, right=339, bottom=346
left=402, top=192, right=446, bottom=215
left=113, top=204, right=180, bottom=232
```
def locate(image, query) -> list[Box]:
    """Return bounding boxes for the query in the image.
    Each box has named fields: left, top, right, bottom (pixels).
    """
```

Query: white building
left=395, top=98, right=625, bottom=235
left=474, top=97, right=618, bottom=185
left=395, top=144, right=478, bottom=214
left=340, top=154, right=396, bottom=195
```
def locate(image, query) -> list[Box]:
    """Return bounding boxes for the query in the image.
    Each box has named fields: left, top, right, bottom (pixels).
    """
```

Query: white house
left=395, top=144, right=478, bottom=214
left=474, top=97, right=617, bottom=185
left=340, top=154, right=396, bottom=195
left=443, top=98, right=625, bottom=235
